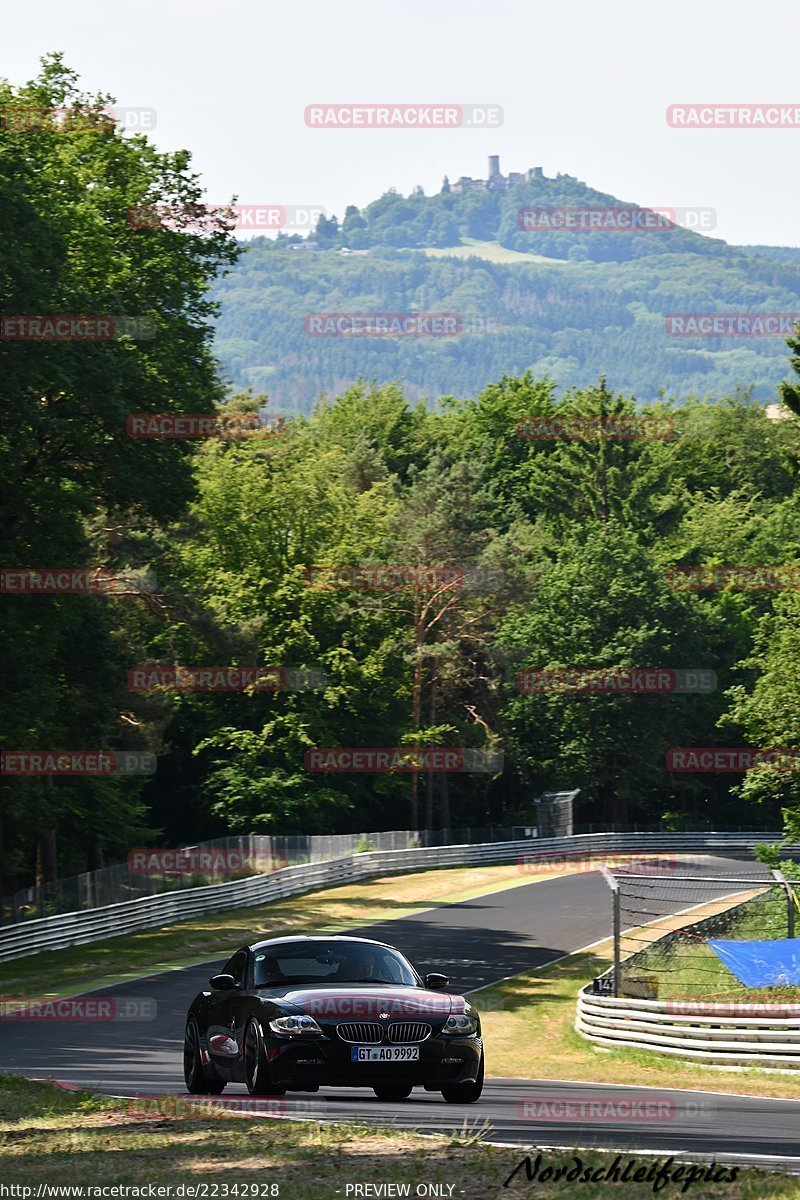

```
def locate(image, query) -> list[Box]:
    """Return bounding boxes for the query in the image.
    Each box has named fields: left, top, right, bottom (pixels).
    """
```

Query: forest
left=213, top=173, right=800, bottom=407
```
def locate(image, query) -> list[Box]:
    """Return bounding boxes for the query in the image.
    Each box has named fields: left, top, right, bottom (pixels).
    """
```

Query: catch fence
left=578, top=863, right=800, bottom=1067
left=600, top=865, right=799, bottom=1000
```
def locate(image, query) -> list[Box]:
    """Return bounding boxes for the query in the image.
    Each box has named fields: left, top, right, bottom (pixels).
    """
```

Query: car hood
left=257, top=984, right=465, bottom=1018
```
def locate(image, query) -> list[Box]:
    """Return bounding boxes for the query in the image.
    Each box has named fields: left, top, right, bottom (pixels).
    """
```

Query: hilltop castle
left=450, top=156, right=548, bottom=193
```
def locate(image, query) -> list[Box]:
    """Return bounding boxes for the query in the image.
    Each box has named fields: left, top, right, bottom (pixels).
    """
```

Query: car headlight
left=442, top=1013, right=478, bottom=1035
left=268, top=1014, right=323, bottom=1036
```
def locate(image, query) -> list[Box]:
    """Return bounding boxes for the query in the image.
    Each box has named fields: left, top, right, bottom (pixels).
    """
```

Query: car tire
left=372, top=1084, right=413, bottom=1101
left=440, top=1051, right=484, bottom=1104
left=244, top=1016, right=286, bottom=1096
left=184, top=1017, right=226, bottom=1095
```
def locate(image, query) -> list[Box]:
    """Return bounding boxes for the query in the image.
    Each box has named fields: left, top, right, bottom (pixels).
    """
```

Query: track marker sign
left=592, top=976, right=615, bottom=995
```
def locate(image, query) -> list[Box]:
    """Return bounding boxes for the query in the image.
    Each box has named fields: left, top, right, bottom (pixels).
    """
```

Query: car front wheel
left=183, top=1017, right=226, bottom=1095
left=244, top=1017, right=286, bottom=1096
left=440, top=1051, right=484, bottom=1104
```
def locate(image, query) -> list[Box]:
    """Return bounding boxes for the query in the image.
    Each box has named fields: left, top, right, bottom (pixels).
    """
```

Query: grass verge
left=0, top=1077, right=798, bottom=1198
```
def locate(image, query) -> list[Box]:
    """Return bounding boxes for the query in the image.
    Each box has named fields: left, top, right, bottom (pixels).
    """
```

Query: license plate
left=351, top=1046, right=420, bottom=1062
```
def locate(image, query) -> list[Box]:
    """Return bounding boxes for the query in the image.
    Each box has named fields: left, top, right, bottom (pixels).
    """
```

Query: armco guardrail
left=0, top=831, right=782, bottom=963
left=576, top=991, right=800, bottom=1068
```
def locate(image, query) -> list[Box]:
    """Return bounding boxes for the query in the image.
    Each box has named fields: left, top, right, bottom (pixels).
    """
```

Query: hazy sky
left=6, top=0, right=799, bottom=246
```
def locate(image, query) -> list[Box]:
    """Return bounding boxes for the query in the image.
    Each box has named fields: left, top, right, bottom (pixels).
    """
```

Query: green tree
left=781, top=325, right=800, bottom=418
left=0, top=55, right=238, bottom=885
left=498, top=524, right=731, bottom=826
left=164, top=411, right=408, bottom=834
left=723, top=593, right=800, bottom=830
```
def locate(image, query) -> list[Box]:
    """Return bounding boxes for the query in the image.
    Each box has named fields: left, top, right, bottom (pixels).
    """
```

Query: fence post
left=599, top=865, right=621, bottom=997
left=613, top=888, right=621, bottom=996
left=772, top=869, right=796, bottom=938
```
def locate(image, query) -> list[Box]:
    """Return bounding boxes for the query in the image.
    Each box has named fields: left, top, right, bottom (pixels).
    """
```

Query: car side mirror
left=425, top=972, right=449, bottom=990
left=209, top=973, right=238, bottom=991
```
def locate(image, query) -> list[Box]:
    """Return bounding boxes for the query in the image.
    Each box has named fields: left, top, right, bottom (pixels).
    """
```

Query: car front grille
left=336, top=1022, right=384, bottom=1044
left=388, top=1022, right=432, bottom=1043
left=335, top=1020, right=433, bottom=1044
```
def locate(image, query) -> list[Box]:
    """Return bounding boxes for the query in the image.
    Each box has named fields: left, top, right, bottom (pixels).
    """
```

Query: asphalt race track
left=2, top=854, right=799, bottom=1166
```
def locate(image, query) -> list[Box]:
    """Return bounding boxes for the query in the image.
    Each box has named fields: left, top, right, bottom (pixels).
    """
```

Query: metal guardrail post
left=599, top=864, right=621, bottom=997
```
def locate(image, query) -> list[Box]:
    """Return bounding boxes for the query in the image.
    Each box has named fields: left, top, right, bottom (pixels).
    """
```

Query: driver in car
left=257, top=954, right=284, bottom=984
left=344, top=945, right=381, bottom=981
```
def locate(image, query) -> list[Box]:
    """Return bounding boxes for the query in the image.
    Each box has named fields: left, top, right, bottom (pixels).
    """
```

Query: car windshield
left=252, top=940, right=419, bottom=987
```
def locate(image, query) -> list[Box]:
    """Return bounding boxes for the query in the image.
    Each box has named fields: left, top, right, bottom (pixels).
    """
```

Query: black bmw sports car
left=183, top=935, right=484, bottom=1103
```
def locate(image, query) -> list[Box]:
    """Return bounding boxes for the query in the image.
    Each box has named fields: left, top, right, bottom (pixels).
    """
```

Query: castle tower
left=488, top=155, right=501, bottom=179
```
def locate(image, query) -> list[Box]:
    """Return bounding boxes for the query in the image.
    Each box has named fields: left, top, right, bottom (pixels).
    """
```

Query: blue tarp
left=707, top=938, right=800, bottom=988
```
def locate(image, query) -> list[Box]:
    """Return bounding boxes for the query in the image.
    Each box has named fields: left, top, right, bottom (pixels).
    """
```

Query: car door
left=207, top=948, right=249, bottom=1079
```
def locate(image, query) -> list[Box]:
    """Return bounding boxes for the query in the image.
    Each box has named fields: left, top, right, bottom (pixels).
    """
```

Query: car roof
left=246, top=934, right=397, bottom=954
